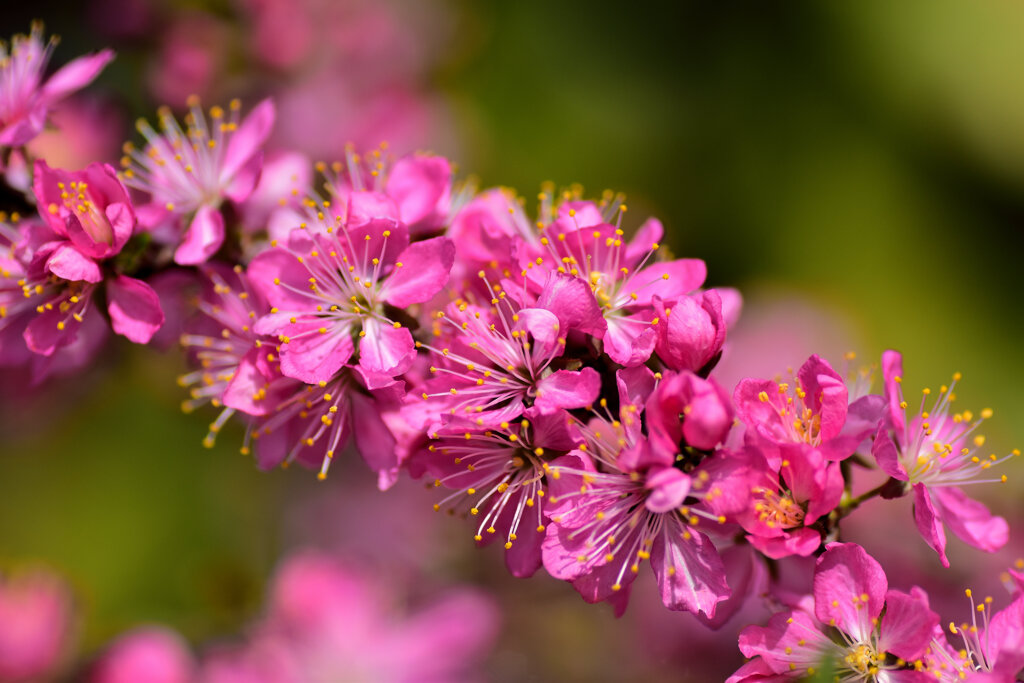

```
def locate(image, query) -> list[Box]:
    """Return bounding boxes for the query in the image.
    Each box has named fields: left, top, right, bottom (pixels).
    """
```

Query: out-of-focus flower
left=872, top=350, right=1013, bottom=567
left=200, top=551, right=499, bottom=683
left=146, top=14, right=230, bottom=108
left=0, top=567, right=75, bottom=682
left=89, top=627, right=195, bottom=683
left=122, top=97, right=275, bottom=265
left=0, top=23, right=113, bottom=151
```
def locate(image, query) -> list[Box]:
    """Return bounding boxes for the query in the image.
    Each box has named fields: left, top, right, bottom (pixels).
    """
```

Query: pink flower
left=121, top=97, right=275, bottom=264
left=731, top=543, right=939, bottom=682
left=0, top=568, right=75, bottom=682
left=0, top=23, right=113, bottom=149
left=9, top=161, right=164, bottom=357
left=413, top=286, right=600, bottom=430
left=734, top=353, right=884, bottom=465
left=89, top=627, right=195, bottom=683
left=407, top=410, right=578, bottom=577
left=541, top=381, right=733, bottom=617
left=200, top=552, right=499, bottom=683
left=249, top=214, right=453, bottom=386
left=871, top=350, right=1012, bottom=567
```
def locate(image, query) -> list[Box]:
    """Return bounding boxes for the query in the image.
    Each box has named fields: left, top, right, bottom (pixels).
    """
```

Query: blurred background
left=1, top=0, right=1023, bottom=680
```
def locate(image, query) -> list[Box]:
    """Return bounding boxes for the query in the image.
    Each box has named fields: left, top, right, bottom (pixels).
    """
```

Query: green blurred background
left=2, top=1, right=1023, bottom=680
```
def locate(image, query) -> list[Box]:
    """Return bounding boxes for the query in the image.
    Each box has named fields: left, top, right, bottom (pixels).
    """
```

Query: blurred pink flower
left=200, top=552, right=499, bottom=683
left=89, top=627, right=195, bottom=683
left=0, top=568, right=75, bottom=682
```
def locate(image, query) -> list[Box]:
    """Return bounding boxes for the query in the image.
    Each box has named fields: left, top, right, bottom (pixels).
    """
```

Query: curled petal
left=534, top=368, right=600, bottom=414
left=912, top=483, right=949, bottom=568
left=358, top=318, right=414, bottom=377
left=651, top=529, right=729, bottom=616
left=41, top=49, right=115, bottom=101
left=813, top=542, right=887, bottom=641
left=106, top=275, right=165, bottom=344
left=173, top=206, right=224, bottom=265
left=45, top=244, right=101, bottom=283
left=536, top=272, right=606, bottom=337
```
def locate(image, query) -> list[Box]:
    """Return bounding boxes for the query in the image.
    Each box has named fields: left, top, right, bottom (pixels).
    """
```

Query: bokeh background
left=2, top=0, right=1023, bottom=680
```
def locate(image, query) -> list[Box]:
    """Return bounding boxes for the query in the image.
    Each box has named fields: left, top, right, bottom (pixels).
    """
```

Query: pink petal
left=877, top=589, right=939, bottom=661
left=220, top=99, right=275, bottom=184
left=385, top=155, right=452, bottom=230
left=881, top=349, right=906, bottom=439
left=536, top=272, right=606, bottom=337
left=644, top=467, right=691, bottom=513
left=358, top=318, right=414, bottom=376
left=749, top=528, right=822, bottom=559
left=221, top=349, right=275, bottom=416
left=41, top=49, right=115, bottom=101
left=625, top=217, right=663, bottom=264
left=653, top=290, right=725, bottom=372
left=248, top=246, right=312, bottom=311
left=45, top=244, right=102, bottom=283
left=871, top=427, right=909, bottom=480
left=350, top=392, right=399, bottom=478
left=651, top=529, right=729, bottom=616
left=912, top=484, right=949, bottom=568
left=104, top=201, right=136, bottom=255
left=514, top=307, right=562, bottom=361
left=222, top=151, right=263, bottom=204
left=813, top=542, right=887, bottom=641
left=629, top=258, right=707, bottom=304
left=797, top=354, right=847, bottom=441
left=534, top=367, right=600, bottom=414
left=932, top=485, right=1009, bottom=553
left=173, top=206, right=224, bottom=265
left=106, top=275, right=165, bottom=344
left=278, top=319, right=355, bottom=384
left=603, top=316, right=656, bottom=366
left=989, top=596, right=1024, bottom=676
left=381, top=237, right=455, bottom=307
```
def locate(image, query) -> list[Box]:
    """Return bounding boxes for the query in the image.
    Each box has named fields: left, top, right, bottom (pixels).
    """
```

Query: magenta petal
left=534, top=368, right=600, bottom=414
left=385, top=155, right=451, bottom=229
left=173, top=206, right=225, bottom=265
left=515, top=307, right=562, bottom=360
left=247, top=246, right=311, bottom=311
left=104, top=202, right=135, bottom=255
left=106, top=275, right=164, bottom=344
left=350, top=392, right=398, bottom=478
left=871, top=427, right=909, bottom=480
left=358, top=318, right=414, bottom=376
left=797, top=355, right=848, bottom=441
left=989, top=596, right=1024, bottom=676
left=220, top=98, right=275, bottom=183
left=630, top=258, right=707, bottom=304
left=45, top=244, right=102, bottom=283
left=749, top=528, right=822, bottom=559
left=644, top=467, right=691, bottom=513
left=382, top=237, right=455, bottom=307
left=603, top=316, right=656, bottom=366
left=653, top=290, right=725, bottom=372
left=504, top=517, right=544, bottom=578
left=42, top=49, right=115, bottom=101
left=278, top=320, right=354, bottom=384
left=877, top=589, right=939, bottom=661
left=223, top=151, right=264, bottom=204
left=24, top=306, right=74, bottom=356
left=536, top=272, right=607, bottom=337
left=912, top=484, right=949, bottom=568
left=651, top=530, right=729, bottom=616
left=881, top=349, right=906, bottom=438
left=813, top=542, right=887, bottom=641
left=222, top=349, right=274, bottom=416
left=932, top=486, right=1009, bottom=553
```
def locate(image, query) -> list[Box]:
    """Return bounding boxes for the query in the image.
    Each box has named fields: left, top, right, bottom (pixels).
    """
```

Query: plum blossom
left=871, top=350, right=1012, bottom=567
left=730, top=543, right=939, bottom=682
left=0, top=22, right=113, bottom=150
left=1, top=161, right=164, bottom=366
left=200, top=552, right=499, bottom=683
left=734, top=353, right=884, bottom=466
left=407, top=410, right=577, bottom=577
left=0, top=567, right=75, bottom=682
left=922, top=589, right=1024, bottom=682
left=121, top=97, right=275, bottom=264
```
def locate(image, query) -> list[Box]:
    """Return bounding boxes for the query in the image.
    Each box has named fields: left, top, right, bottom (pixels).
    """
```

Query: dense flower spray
left=0, top=18, right=1021, bottom=682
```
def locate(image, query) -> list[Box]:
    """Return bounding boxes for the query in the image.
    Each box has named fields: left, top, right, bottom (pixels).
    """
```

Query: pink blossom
left=200, top=552, right=498, bottom=683
left=734, top=353, right=884, bottom=465
left=541, top=385, right=733, bottom=617
left=871, top=351, right=1012, bottom=567
left=0, top=568, right=75, bottom=682
left=923, top=590, right=1024, bottom=682
left=0, top=23, right=113, bottom=149
left=6, top=161, right=164, bottom=358
left=407, top=410, right=578, bottom=577
left=121, top=97, right=275, bottom=264
left=89, top=627, right=195, bottom=683
left=249, top=217, right=454, bottom=385
left=731, top=543, right=939, bottom=682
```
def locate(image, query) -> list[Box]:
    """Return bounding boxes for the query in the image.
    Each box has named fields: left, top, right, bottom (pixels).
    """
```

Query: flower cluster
left=0, top=21, right=1020, bottom=683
